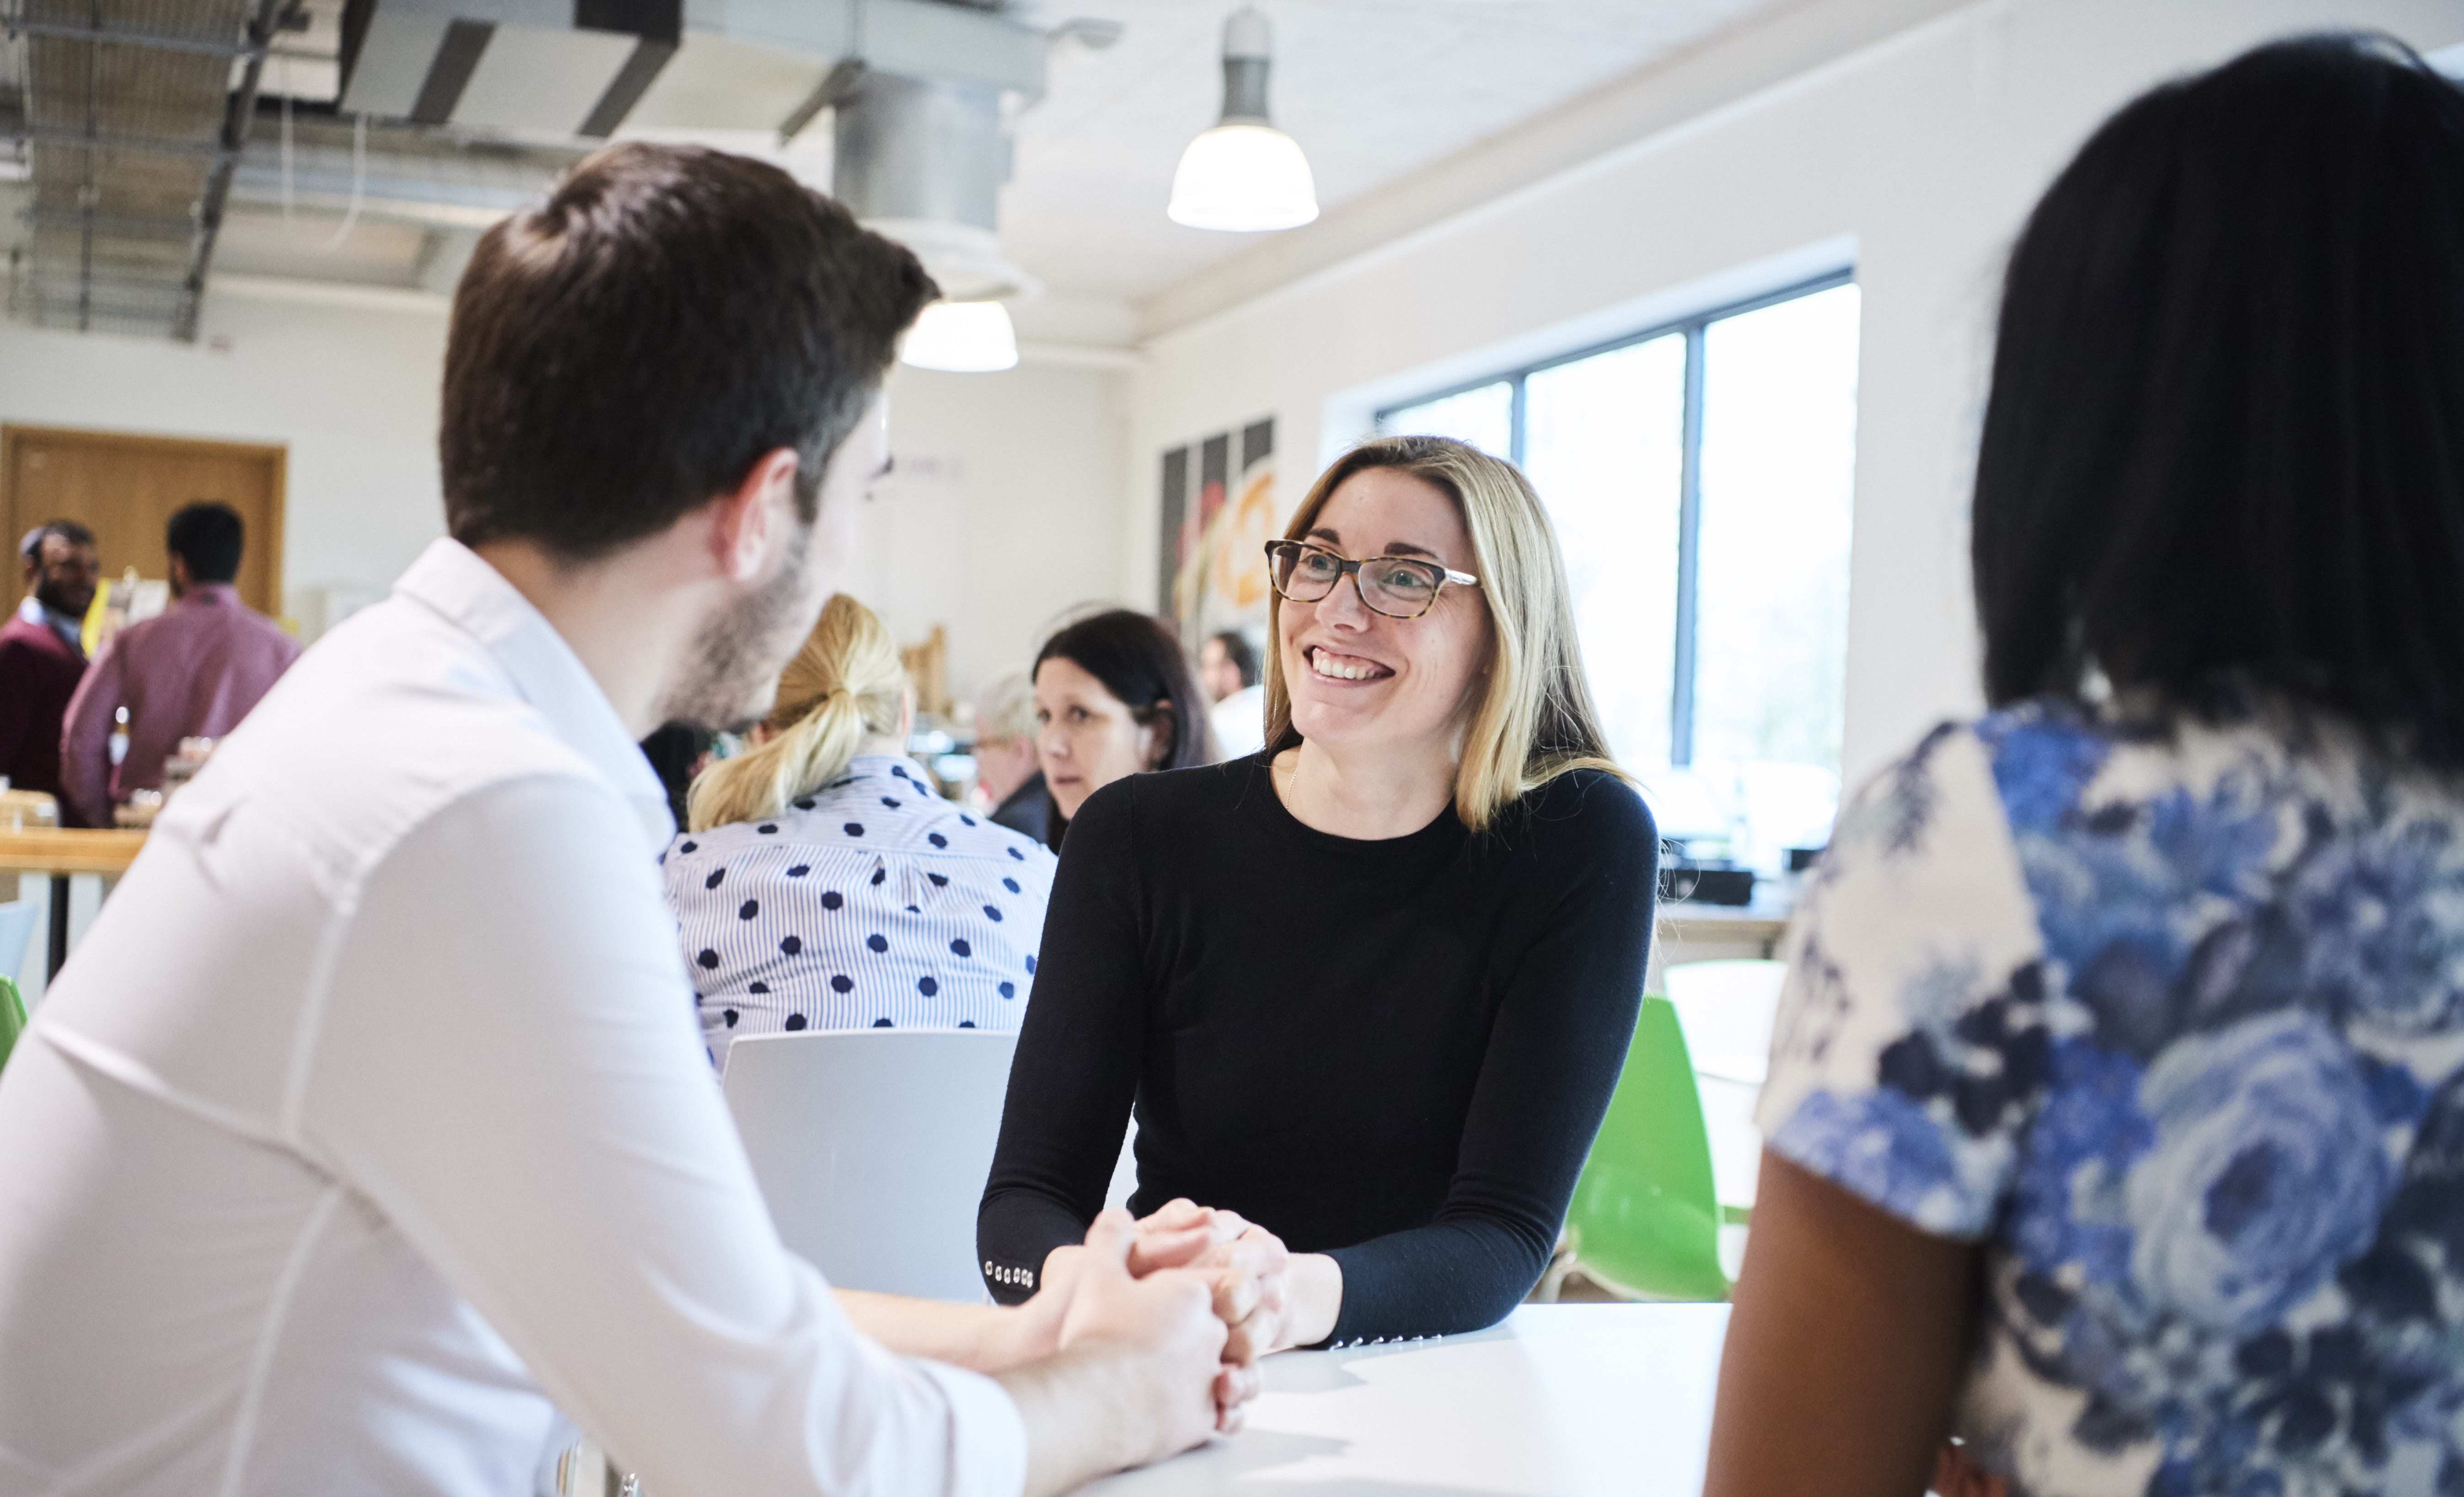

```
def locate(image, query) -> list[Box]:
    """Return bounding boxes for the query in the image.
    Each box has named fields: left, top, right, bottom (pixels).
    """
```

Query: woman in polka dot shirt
left=664, top=594, right=1056, bottom=1072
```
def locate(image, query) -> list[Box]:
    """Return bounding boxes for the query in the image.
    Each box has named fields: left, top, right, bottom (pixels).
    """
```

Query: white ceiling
left=999, top=0, right=1792, bottom=302
left=198, top=0, right=1809, bottom=328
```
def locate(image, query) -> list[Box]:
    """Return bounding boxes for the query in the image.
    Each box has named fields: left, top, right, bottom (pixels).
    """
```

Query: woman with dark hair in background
left=1707, top=36, right=2464, bottom=1497
left=1029, top=609, right=1217, bottom=848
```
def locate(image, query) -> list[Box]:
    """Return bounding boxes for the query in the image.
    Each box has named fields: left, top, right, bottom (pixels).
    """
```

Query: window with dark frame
left=1378, top=273, right=1860, bottom=865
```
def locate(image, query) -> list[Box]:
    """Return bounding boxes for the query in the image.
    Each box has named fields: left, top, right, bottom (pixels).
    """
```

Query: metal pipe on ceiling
left=178, top=0, right=289, bottom=340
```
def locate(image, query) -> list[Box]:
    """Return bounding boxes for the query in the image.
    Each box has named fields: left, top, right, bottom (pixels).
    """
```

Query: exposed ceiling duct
left=0, top=0, right=1084, bottom=343
left=3, top=0, right=287, bottom=339
left=333, top=0, right=1052, bottom=339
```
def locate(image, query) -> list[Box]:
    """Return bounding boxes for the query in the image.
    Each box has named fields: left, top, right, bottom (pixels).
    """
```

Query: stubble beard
left=658, top=519, right=821, bottom=735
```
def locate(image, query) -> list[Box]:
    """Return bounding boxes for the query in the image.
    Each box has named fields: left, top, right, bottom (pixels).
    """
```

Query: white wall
left=855, top=361, right=1132, bottom=707
left=0, top=291, right=450, bottom=625
left=1125, top=0, right=2464, bottom=790
left=0, top=290, right=1133, bottom=702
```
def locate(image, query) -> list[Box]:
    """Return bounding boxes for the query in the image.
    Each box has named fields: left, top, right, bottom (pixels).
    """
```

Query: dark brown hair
left=441, top=142, right=936, bottom=560
left=1035, top=609, right=1218, bottom=846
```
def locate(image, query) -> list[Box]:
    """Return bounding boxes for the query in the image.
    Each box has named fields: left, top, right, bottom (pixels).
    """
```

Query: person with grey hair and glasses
left=973, top=668, right=1052, bottom=845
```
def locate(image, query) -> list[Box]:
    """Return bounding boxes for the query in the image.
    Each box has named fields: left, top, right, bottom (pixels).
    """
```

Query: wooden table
left=1085, top=1304, right=1730, bottom=1497
left=0, top=829, right=147, bottom=979
left=0, top=829, right=147, bottom=875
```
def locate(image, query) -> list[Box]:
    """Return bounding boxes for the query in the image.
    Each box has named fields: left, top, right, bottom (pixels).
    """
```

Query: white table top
left=1082, top=1304, right=1731, bottom=1497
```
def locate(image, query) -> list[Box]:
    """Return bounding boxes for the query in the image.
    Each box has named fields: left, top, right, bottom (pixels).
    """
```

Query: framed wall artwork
left=1156, top=416, right=1275, bottom=644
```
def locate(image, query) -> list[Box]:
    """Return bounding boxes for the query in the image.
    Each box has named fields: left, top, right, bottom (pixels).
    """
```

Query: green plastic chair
left=1559, top=994, right=1734, bottom=1301
left=0, top=975, right=25, bottom=1076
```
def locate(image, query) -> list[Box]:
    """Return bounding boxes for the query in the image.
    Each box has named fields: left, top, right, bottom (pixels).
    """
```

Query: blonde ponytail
left=687, top=594, right=909, bottom=832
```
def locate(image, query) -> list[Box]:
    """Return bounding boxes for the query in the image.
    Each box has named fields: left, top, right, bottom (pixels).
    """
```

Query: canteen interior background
left=3, top=0, right=2459, bottom=924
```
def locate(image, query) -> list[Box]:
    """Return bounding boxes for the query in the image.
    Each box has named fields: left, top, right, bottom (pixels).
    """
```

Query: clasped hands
left=1025, top=1198, right=1312, bottom=1436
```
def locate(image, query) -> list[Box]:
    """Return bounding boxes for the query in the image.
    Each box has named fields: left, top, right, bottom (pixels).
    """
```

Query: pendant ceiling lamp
left=863, top=192, right=1033, bottom=376
left=1168, top=7, right=1319, bottom=232
left=902, top=299, right=1021, bottom=373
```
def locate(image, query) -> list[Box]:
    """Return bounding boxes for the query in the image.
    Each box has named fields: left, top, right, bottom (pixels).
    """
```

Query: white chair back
left=722, top=1029, right=1019, bottom=1302
left=0, top=901, right=37, bottom=989
left=1662, top=959, right=1784, bottom=1086
left=1664, top=958, right=1787, bottom=1218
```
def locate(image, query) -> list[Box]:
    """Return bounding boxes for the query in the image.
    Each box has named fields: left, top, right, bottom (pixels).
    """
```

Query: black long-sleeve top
left=977, top=753, right=1657, bottom=1345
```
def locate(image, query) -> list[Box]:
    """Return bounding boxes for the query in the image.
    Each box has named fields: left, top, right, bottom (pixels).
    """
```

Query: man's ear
left=710, top=447, right=802, bottom=584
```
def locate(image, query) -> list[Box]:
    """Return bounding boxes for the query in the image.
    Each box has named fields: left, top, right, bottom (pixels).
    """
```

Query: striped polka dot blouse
left=661, top=754, right=1057, bottom=1071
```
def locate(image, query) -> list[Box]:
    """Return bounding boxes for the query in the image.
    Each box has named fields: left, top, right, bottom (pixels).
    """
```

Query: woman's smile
left=1302, top=645, right=1394, bottom=683
left=1277, top=466, right=1491, bottom=757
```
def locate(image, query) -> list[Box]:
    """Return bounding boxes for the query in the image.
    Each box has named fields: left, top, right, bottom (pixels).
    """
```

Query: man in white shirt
left=1200, top=629, right=1267, bottom=759
left=0, top=143, right=1254, bottom=1497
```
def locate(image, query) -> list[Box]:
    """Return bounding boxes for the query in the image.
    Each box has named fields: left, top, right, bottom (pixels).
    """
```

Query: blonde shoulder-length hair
left=1262, top=434, right=1631, bottom=832
left=687, top=593, right=908, bottom=832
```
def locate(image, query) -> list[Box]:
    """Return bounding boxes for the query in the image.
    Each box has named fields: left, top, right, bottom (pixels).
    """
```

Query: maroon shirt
left=59, top=584, right=301, bottom=828
left=0, top=608, right=87, bottom=819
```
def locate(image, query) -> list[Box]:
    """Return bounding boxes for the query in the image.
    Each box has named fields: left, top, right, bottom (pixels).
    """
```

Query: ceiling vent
left=4, top=0, right=288, bottom=339
left=336, top=0, right=680, bottom=139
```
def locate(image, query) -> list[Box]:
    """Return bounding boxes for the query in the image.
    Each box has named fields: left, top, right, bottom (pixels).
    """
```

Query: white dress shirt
left=0, top=540, right=1026, bottom=1497
left=16, top=591, right=84, bottom=655
left=666, top=754, right=1058, bottom=1072
left=1209, top=682, right=1267, bottom=759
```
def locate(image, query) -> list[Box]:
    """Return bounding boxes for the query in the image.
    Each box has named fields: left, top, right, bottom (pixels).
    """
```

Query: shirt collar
left=179, top=582, right=239, bottom=609
left=392, top=538, right=675, bottom=851
left=20, top=595, right=83, bottom=655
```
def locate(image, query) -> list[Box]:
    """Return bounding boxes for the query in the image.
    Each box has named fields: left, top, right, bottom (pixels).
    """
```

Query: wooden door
left=2, top=425, right=287, bottom=619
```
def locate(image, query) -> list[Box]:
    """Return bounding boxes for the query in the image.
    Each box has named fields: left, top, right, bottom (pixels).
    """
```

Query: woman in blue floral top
left=1705, top=37, right=2464, bottom=1497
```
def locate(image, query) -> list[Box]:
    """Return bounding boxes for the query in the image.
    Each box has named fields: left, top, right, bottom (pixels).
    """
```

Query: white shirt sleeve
left=295, top=773, right=1026, bottom=1497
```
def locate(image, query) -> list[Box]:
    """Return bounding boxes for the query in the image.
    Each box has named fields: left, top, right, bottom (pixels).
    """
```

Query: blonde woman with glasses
left=979, top=434, right=1659, bottom=1357
left=666, top=594, right=1057, bottom=1072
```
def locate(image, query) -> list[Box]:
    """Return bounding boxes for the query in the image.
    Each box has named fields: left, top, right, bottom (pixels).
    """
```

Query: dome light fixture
left=901, top=299, right=1020, bottom=373
left=1168, top=7, right=1318, bottom=233
left=873, top=219, right=1035, bottom=375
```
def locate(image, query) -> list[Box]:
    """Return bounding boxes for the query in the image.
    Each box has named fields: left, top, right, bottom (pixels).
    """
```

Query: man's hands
left=1126, top=1200, right=1340, bottom=1363
left=1060, top=1212, right=1259, bottom=1438
left=1001, top=1210, right=1256, bottom=1497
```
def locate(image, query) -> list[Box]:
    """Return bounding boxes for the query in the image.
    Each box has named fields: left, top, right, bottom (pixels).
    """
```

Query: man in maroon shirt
left=0, top=521, right=97, bottom=820
left=59, top=503, right=301, bottom=829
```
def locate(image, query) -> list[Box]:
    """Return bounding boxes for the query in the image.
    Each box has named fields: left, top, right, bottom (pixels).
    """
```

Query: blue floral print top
left=1758, top=699, right=2464, bottom=1497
